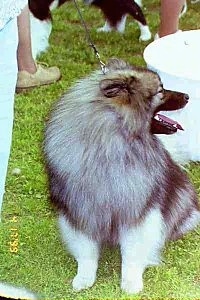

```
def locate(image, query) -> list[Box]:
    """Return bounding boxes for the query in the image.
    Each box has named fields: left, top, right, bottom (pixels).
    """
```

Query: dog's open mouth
left=154, top=113, right=183, bottom=131
left=151, top=89, right=188, bottom=135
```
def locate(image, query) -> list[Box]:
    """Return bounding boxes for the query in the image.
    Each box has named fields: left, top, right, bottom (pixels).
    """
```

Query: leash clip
left=95, top=52, right=106, bottom=74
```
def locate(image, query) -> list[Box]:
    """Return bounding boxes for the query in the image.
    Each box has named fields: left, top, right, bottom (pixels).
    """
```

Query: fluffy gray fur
left=44, top=58, right=200, bottom=293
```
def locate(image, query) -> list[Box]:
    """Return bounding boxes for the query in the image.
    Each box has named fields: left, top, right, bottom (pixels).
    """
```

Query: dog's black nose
left=184, top=94, right=189, bottom=101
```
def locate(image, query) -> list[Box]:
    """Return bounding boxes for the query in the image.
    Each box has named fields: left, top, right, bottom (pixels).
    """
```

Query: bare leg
left=120, top=209, right=165, bottom=294
left=158, top=0, right=185, bottom=37
left=58, top=214, right=100, bottom=291
left=17, top=5, right=37, bottom=74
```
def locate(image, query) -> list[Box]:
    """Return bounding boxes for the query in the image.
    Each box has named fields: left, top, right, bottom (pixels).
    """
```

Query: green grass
left=0, top=1, right=200, bottom=299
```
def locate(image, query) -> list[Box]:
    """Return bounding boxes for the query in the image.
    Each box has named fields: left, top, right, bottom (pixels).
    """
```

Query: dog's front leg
left=119, top=208, right=165, bottom=294
left=58, top=214, right=100, bottom=291
left=97, top=16, right=127, bottom=33
left=97, top=20, right=113, bottom=32
left=121, top=260, right=144, bottom=294
left=137, top=22, right=151, bottom=41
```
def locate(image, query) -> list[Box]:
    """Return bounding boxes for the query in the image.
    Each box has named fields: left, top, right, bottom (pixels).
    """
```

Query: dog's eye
left=157, top=83, right=164, bottom=93
left=157, top=88, right=165, bottom=101
left=157, top=85, right=164, bottom=93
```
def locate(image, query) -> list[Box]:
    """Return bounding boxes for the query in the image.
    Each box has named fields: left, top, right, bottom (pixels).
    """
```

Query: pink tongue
left=155, top=113, right=184, bottom=131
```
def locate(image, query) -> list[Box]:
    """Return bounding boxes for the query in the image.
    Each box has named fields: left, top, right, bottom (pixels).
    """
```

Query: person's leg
left=17, top=5, right=37, bottom=74
left=16, top=5, right=61, bottom=91
left=0, top=18, right=18, bottom=216
left=158, top=0, right=185, bottom=38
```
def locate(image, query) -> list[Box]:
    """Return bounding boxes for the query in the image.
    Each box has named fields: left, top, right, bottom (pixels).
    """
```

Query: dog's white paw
left=97, top=21, right=114, bottom=32
left=121, top=277, right=143, bottom=294
left=72, top=274, right=95, bottom=291
left=97, top=26, right=112, bottom=33
left=139, top=32, right=151, bottom=41
left=138, top=25, right=152, bottom=41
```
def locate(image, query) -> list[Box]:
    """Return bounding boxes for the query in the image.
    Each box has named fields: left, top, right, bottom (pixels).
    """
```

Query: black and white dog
left=29, top=0, right=151, bottom=58
left=83, top=0, right=151, bottom=41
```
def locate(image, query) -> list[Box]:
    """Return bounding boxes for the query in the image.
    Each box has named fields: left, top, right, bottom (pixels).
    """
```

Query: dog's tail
left=0, top=282, right=38, bottom=300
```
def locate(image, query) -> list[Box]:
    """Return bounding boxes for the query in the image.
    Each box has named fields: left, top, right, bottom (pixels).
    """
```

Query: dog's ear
left=100, top=79, right=128, bottom=98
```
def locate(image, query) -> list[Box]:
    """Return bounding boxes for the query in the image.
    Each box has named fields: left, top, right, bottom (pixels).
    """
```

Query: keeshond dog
left=44, top=58, right=200, bottom=294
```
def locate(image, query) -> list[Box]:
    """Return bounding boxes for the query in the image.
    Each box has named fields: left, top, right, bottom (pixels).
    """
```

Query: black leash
left=73, top=0, right=106, bottom=74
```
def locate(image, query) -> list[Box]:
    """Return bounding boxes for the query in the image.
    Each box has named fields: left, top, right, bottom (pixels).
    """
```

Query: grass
left=0, top=1, right=200, bottom=299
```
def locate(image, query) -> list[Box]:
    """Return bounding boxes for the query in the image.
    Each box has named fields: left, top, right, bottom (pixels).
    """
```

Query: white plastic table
left=143, top=30, right=200, bottom=163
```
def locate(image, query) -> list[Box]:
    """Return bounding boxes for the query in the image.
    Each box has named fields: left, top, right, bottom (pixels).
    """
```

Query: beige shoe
left=16, top=64, right=61, bottom=93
